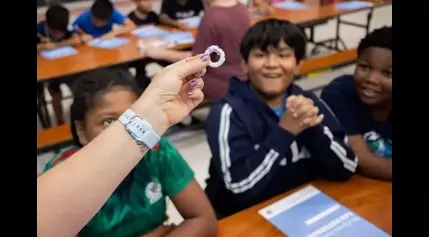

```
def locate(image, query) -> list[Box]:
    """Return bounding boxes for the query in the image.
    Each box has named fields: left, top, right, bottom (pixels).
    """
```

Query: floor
left=37, top=1, right=392, bottom=224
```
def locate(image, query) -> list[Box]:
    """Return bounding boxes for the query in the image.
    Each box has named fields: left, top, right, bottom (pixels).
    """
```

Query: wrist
left=279, top=122, right=301, bottom=135
left=131, top=91, right=169, bottom=136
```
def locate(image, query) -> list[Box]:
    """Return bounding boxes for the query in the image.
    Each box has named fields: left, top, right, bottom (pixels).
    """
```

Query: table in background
left=217, top=175, right=392, bottom=237
left=252, top=0, right=392, bottom=54
left=37, top=0, right=392, bottom=128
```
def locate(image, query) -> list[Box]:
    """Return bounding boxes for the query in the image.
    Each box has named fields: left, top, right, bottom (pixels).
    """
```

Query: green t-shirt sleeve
left=157, top=138, right=195, bottom=197
left=43, top=147, right=79, bottom=173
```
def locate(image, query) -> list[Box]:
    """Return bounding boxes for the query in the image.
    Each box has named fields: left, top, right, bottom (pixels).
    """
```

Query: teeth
left=264, top=74, right=281, bottom=78
left=362, top=89, right=377, bottom=97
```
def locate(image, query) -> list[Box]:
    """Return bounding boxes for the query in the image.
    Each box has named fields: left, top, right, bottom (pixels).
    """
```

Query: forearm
left=150, top=50, right=191, bottom=63
left=304, top=126, right=357, bottom=180
left=165, top=218, right=216, bottom=237
left=57, top=35, right=81, bottom=47
left=358, top=155, right=392, bottom=181
left=103, top=26, right=133, bottom=38
left=159, top=14, right=180, bottom=28
left=37, top=94, right=167, bottom=237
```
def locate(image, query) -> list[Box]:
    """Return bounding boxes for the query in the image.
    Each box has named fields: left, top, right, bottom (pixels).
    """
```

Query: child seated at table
left=73, top=0, right=135, bottom=42
left=127, top=0, right=170, bottom=90
left=43, top=68, right=217, bottom=237
left=159, top=0, right=205, bottom=29
left=142, top=0, right=250, bottom=101
left=37, top=4, right=81, bottom=125
left=321, top=26, right=392, bottom=181
left=128, top=0, right=160, bottom=26
left=204, top=19, right=357, bottom=219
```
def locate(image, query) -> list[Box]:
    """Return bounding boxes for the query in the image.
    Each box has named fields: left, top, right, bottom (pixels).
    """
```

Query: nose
left=263, top=54, right=280, bottom=68
left=364, top=71, right=380, bottom=85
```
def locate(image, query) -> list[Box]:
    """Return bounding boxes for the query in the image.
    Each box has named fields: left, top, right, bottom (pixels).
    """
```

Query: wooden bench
left=37, top=49, right=358, bottom=154
left=37, top=124, right=73, bottom=154
left=299, top=48, right=357, bottom=76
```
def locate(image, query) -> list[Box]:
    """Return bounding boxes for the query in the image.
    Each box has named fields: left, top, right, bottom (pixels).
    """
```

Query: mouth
left=262, top=73, right=282, bottom=79
left=359, top=87, right=380, bottom=98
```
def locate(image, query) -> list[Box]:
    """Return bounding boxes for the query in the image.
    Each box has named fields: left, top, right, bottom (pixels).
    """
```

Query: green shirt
left=44, top=137, right=194, bottom=237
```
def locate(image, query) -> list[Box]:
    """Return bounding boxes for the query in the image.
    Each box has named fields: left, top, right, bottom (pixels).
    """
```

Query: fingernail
left=201, top=54, right=209, bottom=61
left=188, top=90, right=193, bottom=96
left=190, top=81, right=197, bottom=88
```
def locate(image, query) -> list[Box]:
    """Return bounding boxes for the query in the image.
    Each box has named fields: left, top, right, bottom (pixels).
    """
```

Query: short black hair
left=45, top=5, right=70, bottom=32
left=70, top=68, right=142, bottom=147
left=240, top=19, right=307, bottom=63
left=91, top=0, right=114, bottom=20
left=357, top=26, right=392, bottom=57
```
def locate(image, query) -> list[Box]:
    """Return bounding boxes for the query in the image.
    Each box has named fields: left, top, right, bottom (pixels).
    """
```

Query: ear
left=294, top=60, right=303, bottom=75
left=74, top=121, right=89, bottom=146
left=241, top=60, right=248, bottom=75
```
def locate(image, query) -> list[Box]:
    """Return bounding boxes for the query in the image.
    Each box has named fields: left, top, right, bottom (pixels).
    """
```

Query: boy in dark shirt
left=127, top=0, right=169, bottom=90
left=321, top=27, right=392, bottom=181
left=204, top=19, right=357, bottom=219
left=128, top=0, right=160, bottom=26
left=37, top=5, right=80, bottom=51
left=159, top=0, right=204, bottom=28
left=37, top=5, right=80, bottom=125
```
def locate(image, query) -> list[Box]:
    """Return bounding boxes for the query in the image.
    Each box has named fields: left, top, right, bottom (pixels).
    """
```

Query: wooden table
left=36, top=0, right=391, bottom=128
left=217, top=176, right=392, bottom=237
left=37, top=0, right=391, bottom=82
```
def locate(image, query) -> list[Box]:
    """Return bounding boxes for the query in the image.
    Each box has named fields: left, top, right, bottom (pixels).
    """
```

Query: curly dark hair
left=358, top=26, right=392, bottom=56
left=70, top=68, right=142, bottom=147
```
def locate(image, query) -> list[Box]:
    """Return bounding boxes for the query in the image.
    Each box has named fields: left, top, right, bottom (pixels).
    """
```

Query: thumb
left=166, top=54, right=210, bottom=80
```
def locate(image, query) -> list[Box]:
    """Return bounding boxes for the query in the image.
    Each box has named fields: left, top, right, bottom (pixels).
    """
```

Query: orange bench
left=37, top=49, right=357, bottom=153
left=300, top=48, right=357, bottom=75
left=37, top=124, right=73, bottom=154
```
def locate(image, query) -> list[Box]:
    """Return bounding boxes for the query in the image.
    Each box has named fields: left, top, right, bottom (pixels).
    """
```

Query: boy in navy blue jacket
left=321, top=27, right=392, bottom=181
left=204, top=19, right=358, bottom=218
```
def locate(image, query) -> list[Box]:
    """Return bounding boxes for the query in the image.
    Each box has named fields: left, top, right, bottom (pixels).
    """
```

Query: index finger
left=165, top=54, right=211, bottom=79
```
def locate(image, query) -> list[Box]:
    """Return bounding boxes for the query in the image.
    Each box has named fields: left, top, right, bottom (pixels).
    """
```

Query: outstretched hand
left=133, top=54, right=210, bottom=133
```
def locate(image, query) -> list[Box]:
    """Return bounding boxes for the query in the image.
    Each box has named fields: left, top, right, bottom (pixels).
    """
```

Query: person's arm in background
left=100, top=10, right=136, bottom=40
left=145, top=48, right=192, bottom=63
left=205, top=103, right=296, bottom=204
left=38, top=54, right=210, bottom=237
left=320, top=86, right=392, bottom=180
left=159, top=0, right=186, bottom=29
left=299, top=93, right=358, bottom=181
left=143, top=10, right=216, bottom=63
left=72, top=14, right=94, bottom=43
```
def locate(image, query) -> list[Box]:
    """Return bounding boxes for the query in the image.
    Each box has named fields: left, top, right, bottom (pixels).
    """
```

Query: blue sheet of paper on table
left=179, top=16, right=201, bottom=28
left=274, top=1, right=309, bottom=10
left=259, top=185, right=391, bottom=237
left=163, top=32, right=195, bottom=45
left=40, top=46, right=77, bottom=60
left=88, top=37, right=130, bottom=49
left=132, top=25, right=171, bottom=39
left=335, top=1, right=373, bottom=10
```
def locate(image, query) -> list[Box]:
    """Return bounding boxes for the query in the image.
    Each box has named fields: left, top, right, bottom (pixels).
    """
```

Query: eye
left=103, top=118, right=116, bottom=126
left=279, top=52, right=292, bottom=58
left=382, top=70, right=392, bottom=78
left=358, top=63, right=370, bottom=71
left=254, top=52, right=265, bottom=58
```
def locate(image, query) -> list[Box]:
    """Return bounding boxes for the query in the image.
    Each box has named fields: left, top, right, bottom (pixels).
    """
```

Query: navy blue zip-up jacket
left=205, top=77, right=358, bottom=218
